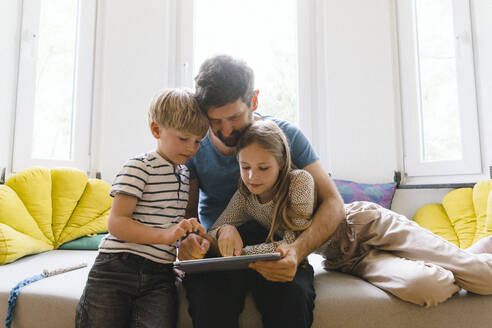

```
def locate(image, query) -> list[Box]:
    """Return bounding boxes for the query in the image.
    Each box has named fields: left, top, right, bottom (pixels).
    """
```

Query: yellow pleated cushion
left=483, top=191, right=492, bottom=240
left=0, top=185, right=53, bottom=264
left=414, top=204, right=459, bottom=247
left=0, top=186, right=52, bottom=244
left=0, top=167, right=112, bottom=265
left=51, top=168, right=88, bottom=241
left=472, top=180, right=492, bottom=243
left=413, top=180, right=492, bottom=249
left=0, top=223, right=53, bottom=265
left=442, top=188, right=476, bottom=249
left=5, top=167, right=55, bottom=243
left=56, top=179, right=112, bottom=247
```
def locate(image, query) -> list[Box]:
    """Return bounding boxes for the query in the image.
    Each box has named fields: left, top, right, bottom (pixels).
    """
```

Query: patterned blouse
left=208, top=169, right=316, bottom=254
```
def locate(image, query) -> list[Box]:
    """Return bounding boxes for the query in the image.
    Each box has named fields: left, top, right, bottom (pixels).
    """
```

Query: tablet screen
left=173, top=252, right=281, bottom=273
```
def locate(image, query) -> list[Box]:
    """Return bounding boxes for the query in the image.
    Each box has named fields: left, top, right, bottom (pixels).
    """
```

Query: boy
left=76, top=89, right=209, bottom=328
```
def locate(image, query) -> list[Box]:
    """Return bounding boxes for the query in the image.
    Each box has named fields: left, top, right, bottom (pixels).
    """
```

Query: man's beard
left=215, top=129, right=242, bottom=147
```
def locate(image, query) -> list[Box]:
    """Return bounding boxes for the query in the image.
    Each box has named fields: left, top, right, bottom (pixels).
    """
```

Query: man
left=180, top=55, right=345, bottom=328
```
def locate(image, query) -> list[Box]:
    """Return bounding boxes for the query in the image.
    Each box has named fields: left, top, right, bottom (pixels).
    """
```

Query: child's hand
left=178, top=233, right=210, bottom=260
left=185, top=217, right=206, bottom=236
left=164, top=218, right=206, bottom=244
left=217, top=225, right=243, bottom=257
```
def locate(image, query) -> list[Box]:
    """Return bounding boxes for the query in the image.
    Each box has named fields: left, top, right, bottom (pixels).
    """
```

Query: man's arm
left=290, top=160, right=345, bottom=260
left=250, top=160, right=345, bottom=281
left=180, top=178, right=211, bottom=260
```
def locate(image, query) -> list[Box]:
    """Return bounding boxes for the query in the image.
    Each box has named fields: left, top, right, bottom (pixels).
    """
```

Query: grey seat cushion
left=1, top=251, right=492, bottom=328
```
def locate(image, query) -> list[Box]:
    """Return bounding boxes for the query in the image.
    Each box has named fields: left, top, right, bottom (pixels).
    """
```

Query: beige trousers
left=318, top=201, right=492, bottom=307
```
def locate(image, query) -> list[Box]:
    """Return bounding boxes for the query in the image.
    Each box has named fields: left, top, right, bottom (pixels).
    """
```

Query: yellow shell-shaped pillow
left=414, top=179, right=492, bottom=249
left=0, top=167, right=112, bottom=264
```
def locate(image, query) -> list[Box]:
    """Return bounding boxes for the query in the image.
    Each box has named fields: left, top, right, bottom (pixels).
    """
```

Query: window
left=397, top=0, right=481, bottom=180
left=12, top=0, right=96, bottom=172
left=193, top=0, right=299, bottom=124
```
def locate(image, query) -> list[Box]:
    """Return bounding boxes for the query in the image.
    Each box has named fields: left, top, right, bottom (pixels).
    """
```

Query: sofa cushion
left=58, top=234, right=107, bottom=250
left=414, top=179, right=492, bottom=248
left=1, top=251, right=492, bottom=328
left=0, top=167, right=112, bottom=265
left=334, top=179, right=397, bottom=209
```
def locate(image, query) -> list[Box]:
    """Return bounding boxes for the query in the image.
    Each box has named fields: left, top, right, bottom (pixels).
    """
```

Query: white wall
left=391, top=188, right=453, bottom=219
left=322, top=0, right=401, bottom=183
left=94, top=0, right=173, bottom=182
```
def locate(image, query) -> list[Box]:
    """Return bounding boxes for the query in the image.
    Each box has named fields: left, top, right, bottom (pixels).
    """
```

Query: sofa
left=2, top=249, right=492, bottom=328
left=2, top=168, right=492, bottom=327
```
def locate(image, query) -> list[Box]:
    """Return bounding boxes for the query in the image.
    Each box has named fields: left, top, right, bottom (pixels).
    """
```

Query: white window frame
left=12, top=0, right=97, bottom=173
left=167, top=0, right=194, bottom=88
left=396, top=0, right=482, bottom=182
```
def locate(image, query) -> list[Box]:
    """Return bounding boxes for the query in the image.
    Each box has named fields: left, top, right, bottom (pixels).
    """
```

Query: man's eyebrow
left=229, top=112, right=242, bottom=118
left=208, top=112, right=242, bottom=121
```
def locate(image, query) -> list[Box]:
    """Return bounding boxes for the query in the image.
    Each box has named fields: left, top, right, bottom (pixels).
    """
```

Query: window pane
left=415, top=0, right=462, bottom=161
left=194, top=0, right=298, bottom=123
left=31, top=0, right=78, bottom=160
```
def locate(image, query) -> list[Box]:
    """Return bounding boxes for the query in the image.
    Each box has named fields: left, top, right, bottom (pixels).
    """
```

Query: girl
left=208, top=119, right=316, bottom=257
left=211, top=119, right=492, bottom=308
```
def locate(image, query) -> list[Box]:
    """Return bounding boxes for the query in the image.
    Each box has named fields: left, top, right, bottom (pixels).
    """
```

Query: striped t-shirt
left=99, top=151, right=189, bottom=263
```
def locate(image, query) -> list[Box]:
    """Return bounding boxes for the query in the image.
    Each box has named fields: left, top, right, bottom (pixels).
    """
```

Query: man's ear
left=252, top=89, right=259, bottom=112
left=150, top=122, right=161, bottom=139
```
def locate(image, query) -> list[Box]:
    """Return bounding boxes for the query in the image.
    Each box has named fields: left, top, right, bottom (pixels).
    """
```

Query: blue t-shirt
left=186, top=114, right=319, bottom=230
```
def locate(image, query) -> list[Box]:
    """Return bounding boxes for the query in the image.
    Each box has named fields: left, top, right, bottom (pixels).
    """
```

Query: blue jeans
left=183, top=221, right=316, bottom=328
left=76, top=252, right=177, bottom=328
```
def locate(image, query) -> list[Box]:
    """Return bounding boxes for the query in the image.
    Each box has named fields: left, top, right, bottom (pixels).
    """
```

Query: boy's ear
left=252, top=89, right=259, bottom=112
left=150, top=122, right=161, bottom=139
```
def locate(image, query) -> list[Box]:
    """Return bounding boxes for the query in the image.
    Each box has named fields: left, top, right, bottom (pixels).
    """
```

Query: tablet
left=173, top=252, right=281, bottom=273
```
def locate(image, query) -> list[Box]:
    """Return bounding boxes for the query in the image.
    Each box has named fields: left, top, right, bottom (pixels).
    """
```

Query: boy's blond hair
left=148, top=89, right=209, bottom=138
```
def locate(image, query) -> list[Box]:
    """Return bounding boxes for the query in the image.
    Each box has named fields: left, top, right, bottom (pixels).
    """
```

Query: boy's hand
left=165, top=218, right=206, bottom=244
left=178, top=233, right=210, bottom=260
left=217, top=225, right=243, bottom=257
left=185, top=217, right=206, bottom=235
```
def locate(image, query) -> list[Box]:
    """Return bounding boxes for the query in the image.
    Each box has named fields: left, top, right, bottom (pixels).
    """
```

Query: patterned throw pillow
left=334, top=179, right=397, bottom=209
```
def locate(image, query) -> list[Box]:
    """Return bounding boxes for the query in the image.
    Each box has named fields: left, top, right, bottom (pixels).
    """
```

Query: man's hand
left=249, top=244, right=299, bottom=282
left=178, top=233, right=210, bottom=260
left=217, top=225, right=243, bottom=257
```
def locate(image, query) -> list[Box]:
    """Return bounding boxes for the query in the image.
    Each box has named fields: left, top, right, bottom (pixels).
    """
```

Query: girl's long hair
left=237, top=120, right=312, bottom=242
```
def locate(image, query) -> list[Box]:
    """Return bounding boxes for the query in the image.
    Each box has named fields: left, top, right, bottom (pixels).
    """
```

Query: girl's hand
left=217, top=225, right=243, bottom=257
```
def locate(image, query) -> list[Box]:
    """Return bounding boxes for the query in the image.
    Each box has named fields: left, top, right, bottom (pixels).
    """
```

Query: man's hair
left=194, top=55, right=255, bottom=112
left=148, top=88, right=209, bottom=138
